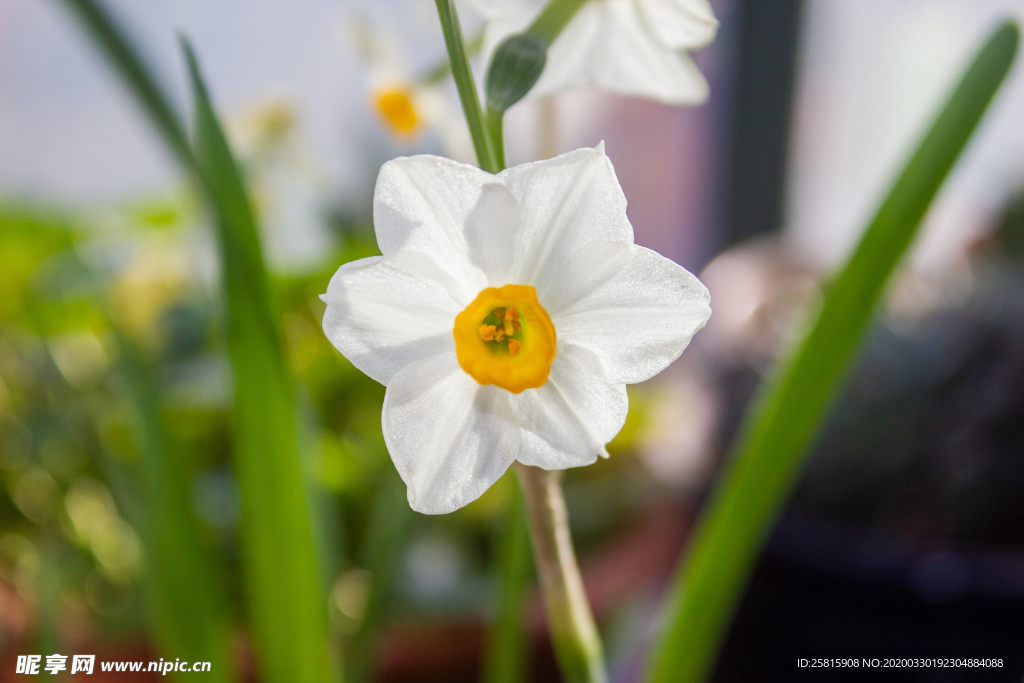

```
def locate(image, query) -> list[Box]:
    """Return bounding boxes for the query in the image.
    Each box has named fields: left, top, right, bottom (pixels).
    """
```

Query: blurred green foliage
left=0, top=182, right=654, bottom=672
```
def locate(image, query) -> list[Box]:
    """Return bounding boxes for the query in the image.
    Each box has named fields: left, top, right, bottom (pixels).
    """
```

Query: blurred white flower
left=347, top=15, right=475, bottom=161
left=321, top=144, right=710, bottom=513
left=476, top=0, right=717, bottom=105
left=226, top=98, right=335, bottom=272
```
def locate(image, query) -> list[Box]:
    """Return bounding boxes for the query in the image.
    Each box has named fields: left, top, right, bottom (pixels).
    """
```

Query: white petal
left=526, top=0, right=710, bottom=105
left=512, top=342, right=628, bottom=469
left=500, top=145, right=633, bottom=288
left=481, top=0, right=711, bottom=105
left=478, top=0, right=545, bottom=61
left=529, top=2, right=606, bottom=96
left=321, top=256, right=460, bottom=385
left=382, top=354, right=521, bottom=514
left=538, top=239, right=633, bottom=317
left=373, top=155, right=506, bottom=303
left=555, top=245, right=711, bottom=384
left=464, top=182, right=520, bottom=286
left=592, top=0, right=709, bottom=105
left=635, top=0, right=718, bottom=50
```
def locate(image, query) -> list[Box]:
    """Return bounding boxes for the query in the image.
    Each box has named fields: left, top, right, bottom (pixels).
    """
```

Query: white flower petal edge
left=512, top=342, right=628, bottom=469
left=635, top=0, right=718, bottom=50
left=383, top=353, right=521, bottom=515
left=554, top=244, right=711, bottom=384
left=321, top=256, right=460, bottom=385
left=579, top=0, right=709, bottom=105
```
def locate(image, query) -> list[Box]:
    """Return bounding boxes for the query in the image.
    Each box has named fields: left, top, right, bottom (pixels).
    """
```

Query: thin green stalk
left=486, top=108, right=506, bottom=170
left=481, top=481, right=533, bottom=683
left=55, top=0, right=193, bottom=169
left=421, top=28, right=485, bottom=85
left=516, top=465, right=606, bottom=683
left=647, top=21, right=1019, bottom=683
left=434, top=0, right=499, bottom=173
left=528, top=0, right=590, bottom=45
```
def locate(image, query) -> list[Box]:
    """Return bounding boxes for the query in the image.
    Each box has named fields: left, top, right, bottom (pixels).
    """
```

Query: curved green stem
left=516, top=464, right=607, bottom=683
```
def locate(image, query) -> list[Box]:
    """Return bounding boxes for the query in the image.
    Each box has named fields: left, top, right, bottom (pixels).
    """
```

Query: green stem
left=420, top=28, right=485, bottom=85
left=434, top=0, right=499, bottom=173
left=486, top=107, right=506, bottom=170
left=516, top=464, right=607, bottom=683
left=529, top=0, right=590, bottom=45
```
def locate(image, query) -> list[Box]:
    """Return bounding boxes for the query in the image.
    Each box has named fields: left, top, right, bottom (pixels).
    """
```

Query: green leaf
left=182, top=41, right=335, bottom=683
left=114, top=331, right=234, bottom=683
left=647, top=20, right=1019, bottom=683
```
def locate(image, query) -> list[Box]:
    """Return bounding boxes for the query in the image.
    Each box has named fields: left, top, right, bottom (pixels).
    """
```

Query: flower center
left=453, top=284, right=556, bottom=393
left=373, top=87, right=420, bottom=136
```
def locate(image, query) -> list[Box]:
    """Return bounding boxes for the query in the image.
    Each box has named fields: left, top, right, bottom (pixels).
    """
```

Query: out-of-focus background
left=2, top=0, right=1024, bottom=681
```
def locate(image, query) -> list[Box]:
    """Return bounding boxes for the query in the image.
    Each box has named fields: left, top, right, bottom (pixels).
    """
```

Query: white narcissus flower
left=476, top=0, right=718, bottom=105
left=345, top=14, right=474, bottom=161
left=321, top=144, right=710, bottom=514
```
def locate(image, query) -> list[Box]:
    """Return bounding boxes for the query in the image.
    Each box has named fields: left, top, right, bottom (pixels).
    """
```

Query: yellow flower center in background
left=373, top=87, right=420, bottom=136
left=454, top=284, right=556, bottom=393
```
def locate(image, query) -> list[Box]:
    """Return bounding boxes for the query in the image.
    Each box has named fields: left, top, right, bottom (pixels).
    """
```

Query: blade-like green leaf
left=648, top=21, right=1019, bottom=683
left=182, top=41, right=334, bottom=683
left=51, top=2, right=336, bottom=678
left=115, top=331, right=234, bottom=683
left=481, top=487, right=533, bottom=683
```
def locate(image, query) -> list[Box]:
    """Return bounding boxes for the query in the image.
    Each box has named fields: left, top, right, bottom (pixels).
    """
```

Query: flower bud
left=485, top=32, right=547, bottom=113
